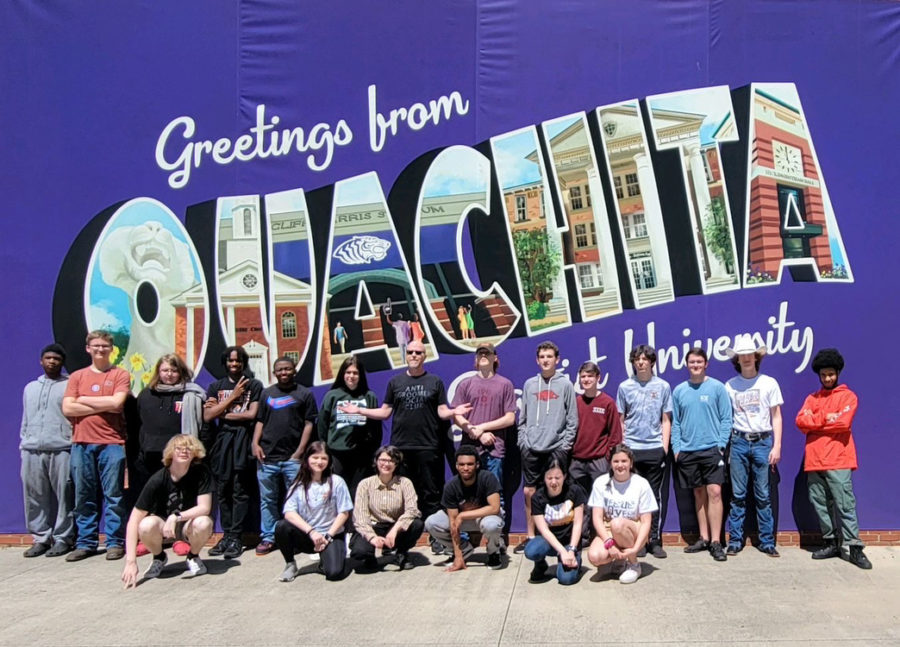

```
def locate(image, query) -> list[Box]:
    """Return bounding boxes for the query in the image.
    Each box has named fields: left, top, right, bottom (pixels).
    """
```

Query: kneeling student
left=425, top=446, right=504, bottom=571
left=121, top=435, right=214, bottom=588
left=587, top=444, right=657, bottom=584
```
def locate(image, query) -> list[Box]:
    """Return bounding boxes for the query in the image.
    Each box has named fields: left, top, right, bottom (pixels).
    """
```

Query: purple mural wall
left=2, top=1, right=898, bottom=533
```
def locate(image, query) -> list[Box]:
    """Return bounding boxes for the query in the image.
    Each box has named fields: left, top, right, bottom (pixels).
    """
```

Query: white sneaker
left=183, top=556, right=207, bottom=578
left=619, top=561, right=641, bottom=584
left=279, top=561, right=299, bottom=582
left=143, top=554, right=167, bottom=580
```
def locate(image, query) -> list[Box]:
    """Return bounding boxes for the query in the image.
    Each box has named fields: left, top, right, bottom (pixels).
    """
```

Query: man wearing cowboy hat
left=724, top=334, right=783, bottom=557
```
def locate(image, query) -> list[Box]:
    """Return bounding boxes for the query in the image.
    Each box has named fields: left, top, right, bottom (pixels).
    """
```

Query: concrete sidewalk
left=1, top=545, right=897, bottom=646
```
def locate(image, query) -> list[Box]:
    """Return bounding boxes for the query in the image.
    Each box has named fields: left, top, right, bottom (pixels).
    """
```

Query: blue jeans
left=479, top=453, right=507, bottom=519
left=258, top=460, right=301, bottom=542
left=71, top=443, right=126, bottom=550
left=524, top=534, right=582, bottom=585
left=727, top=433, right=775, bottom=549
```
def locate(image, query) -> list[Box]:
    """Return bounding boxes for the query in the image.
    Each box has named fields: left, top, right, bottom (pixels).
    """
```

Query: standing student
left=515, top=341, right=577, bottom=554
left=62, top=330, right=131, bottom=562
left=615, top=344, right=672, bottom=559
left=133, top=353, right=206, bottom=494
left=796, top=348, right=871, bottom=569
left=451, top=343, right=517, bottom=538
left=671, top=348, right=732, bottom=562
left=20, top=343, right=74, bottom=558
left=319, top=356, right=382, bottom=500
left=204, top=346, right=263, bottom=559
left=724, top=335, right=782, bottom=557
left=251, top=356, right=316, bottom=556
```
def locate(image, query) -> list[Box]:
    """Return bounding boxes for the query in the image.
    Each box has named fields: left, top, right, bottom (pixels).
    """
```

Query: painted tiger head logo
left=333, top=235, right=391, bottom=265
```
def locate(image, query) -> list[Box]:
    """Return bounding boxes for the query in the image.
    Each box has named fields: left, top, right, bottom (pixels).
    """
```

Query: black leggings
left=349, top=519, right=425, bottom=561
left=274, top=520, right=347, bottom=580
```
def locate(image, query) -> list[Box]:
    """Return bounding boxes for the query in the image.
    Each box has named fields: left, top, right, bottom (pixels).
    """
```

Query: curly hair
left=161, top=434, right=206, bottom=467
left=811, top=348, right=844, bottom=374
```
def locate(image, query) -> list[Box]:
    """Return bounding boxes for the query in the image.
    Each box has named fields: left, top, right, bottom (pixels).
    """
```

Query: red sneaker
left=136, top=541, right=150, bottom=557
left=173, top=541, right=191, bottom=556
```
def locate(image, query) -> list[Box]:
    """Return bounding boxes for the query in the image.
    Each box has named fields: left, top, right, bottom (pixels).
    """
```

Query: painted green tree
left=703, top=196, right=735, bottom=271
left=512, top=229, right=561, bottom=305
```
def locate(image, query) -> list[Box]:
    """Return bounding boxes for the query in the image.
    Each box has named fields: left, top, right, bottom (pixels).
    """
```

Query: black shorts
left=521, top=447, right=568, bottom=488
left=676, top=446, right=725, bottom=488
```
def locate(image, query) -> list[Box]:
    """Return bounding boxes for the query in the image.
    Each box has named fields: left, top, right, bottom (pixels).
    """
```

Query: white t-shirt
left=725, top=373, right=783, bottom=433
left=588, top=473, right=658, bottom=521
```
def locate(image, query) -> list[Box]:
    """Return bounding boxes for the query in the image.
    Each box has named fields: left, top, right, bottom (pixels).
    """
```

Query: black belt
left=733, top=431, right=771, bottom=442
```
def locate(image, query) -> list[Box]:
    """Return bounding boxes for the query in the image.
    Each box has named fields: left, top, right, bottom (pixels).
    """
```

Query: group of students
left=19, top=329, right=871, bottom=590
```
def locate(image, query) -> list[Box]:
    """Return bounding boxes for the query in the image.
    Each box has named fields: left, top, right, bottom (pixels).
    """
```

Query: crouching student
left=121, top=435, right=214, bottom=588
left=525, top=458, right=586, bottom=585
left=350, top=445, right=424, bottom=572
left=274, top=442, right=353, bottom=582
left=587, top=444, right=658, bottom=584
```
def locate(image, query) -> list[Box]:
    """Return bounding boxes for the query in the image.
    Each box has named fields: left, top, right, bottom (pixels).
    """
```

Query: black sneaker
left=649, top=542, right=668, bottom=559
left=684, top=538, right=709, bottom=553
left=849, top=546, right=872, bottom=570
left=487, top=552, right=502, bottom=570
left=726, top=544, right=742, bottom=556
left=430, top=538, right=446, bottom=555
left=513, top=537, right=532, bottom=554
left=396, top=552, right=414, bottom=571
left=709, top=541, right=727, bottom=562
left=529, top=559, right=549, bottom=582
left=208, top=537, right=228, bottom=557
left=811, top=541, right=840, bottom=560
left=636, top=545, right=647, bottom=558
left=222, top=537, right=243, bottom=559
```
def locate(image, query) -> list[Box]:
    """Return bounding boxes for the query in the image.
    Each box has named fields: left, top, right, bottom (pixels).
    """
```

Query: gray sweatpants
left=21, top=450, right=74, bottom=546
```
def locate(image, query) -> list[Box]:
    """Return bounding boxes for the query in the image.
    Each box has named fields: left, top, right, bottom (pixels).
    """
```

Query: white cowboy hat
left=726, top=333, right=767, bottom=358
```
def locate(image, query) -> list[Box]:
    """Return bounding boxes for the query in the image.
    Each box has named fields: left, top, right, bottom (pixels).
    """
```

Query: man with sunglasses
left=339, top=340, right=471, bottom=552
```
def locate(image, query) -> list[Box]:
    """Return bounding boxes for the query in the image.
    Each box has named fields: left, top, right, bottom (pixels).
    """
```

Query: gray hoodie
left=517, top=372, right=577, bottom=453
left=20, top=374, right=72, bottom=452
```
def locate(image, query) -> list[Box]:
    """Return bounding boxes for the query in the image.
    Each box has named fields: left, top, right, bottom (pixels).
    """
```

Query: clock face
left=774, top=142, right=803, bottom=176
left=241, top=273, right=258, bottom=289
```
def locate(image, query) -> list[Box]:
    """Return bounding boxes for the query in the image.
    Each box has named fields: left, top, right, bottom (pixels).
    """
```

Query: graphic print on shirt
left=734, top=389, right=761, bottom=416
left=166, top=488, right=183, bottom=516
left=218, top=388, right=251, bottom=414
left=544, top=498, right=575, bottom=528
left=537, top=390, right=559, bottom=402
left=267, top=393, right=298, bottom=410
left=335, top=397, right=367, bottom=426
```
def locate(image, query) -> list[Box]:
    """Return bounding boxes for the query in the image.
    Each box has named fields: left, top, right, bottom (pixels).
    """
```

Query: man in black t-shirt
left=424, top=446, right=504, bottom=571
left=203, top=346, right=263, bottom=559
left=338, top=340, right=471, bottom=540
left=121, top=435, right=214, bottom=588
left=251, top=356, right=317, bottom=555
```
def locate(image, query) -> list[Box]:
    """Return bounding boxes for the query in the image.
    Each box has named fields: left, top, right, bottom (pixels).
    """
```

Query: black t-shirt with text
left=135, top=463, right=213, bottom=518
left=207, top=375, right=263, bottom=434
left=384, top=372, right=448, bottom=450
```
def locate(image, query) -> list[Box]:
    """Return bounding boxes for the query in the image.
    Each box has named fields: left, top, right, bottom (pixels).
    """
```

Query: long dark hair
left=287, top=441, right=333, bottom=503
left=331, top=355, right=369, bottom=395
left=605, top=443, right=636, bottom=493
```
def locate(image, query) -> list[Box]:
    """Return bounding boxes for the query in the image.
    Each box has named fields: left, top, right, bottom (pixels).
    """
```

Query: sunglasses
left=406, top=350, right=425, bottom=356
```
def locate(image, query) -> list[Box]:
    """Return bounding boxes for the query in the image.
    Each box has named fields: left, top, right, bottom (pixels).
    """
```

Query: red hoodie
left=795, top=384, right=858, bottom=471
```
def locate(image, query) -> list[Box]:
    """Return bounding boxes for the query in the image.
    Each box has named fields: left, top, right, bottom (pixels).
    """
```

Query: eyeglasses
left=476, top=350, right=494, bottom=357
left=376, top=458, right=396, bottom=464
left=88, top=344, right=112, bottom=350
left=406, top=350, right=424, bottom=356
left=173, top=446, right=193, bottom=454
